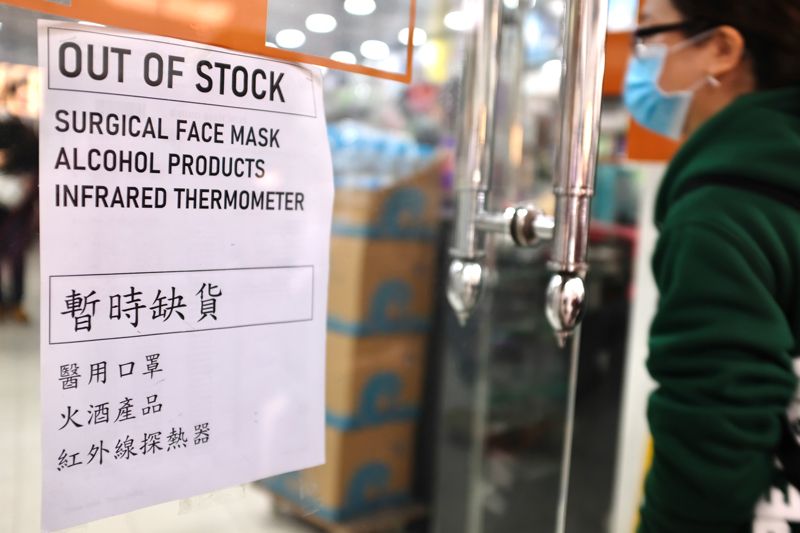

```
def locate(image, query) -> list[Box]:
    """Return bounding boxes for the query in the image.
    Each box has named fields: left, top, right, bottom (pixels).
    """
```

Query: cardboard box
left=326, top=332, right=426, bottom=430
left=332, top=158, right=443, bottom=241
left=264, top=422, right=416, bottom=522
left=327, top=236, right=437, bottom=336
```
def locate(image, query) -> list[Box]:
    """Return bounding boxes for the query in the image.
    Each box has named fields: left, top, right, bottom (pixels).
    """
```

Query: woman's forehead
left=641, top=0, right=683, bottom=23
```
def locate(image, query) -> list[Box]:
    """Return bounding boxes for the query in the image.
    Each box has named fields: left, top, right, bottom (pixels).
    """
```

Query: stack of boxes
left=265, top=150, right=443, bottom=523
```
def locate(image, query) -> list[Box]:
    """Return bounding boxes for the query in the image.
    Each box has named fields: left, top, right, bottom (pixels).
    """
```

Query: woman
left=624, top=0, right=800, bottom=531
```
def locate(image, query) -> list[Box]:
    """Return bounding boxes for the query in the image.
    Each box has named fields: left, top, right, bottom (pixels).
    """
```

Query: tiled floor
left=0, top=252, right=314, bottom=533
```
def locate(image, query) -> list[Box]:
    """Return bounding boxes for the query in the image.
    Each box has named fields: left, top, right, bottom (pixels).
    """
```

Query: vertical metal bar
left=553, top=0, right=607, bottom=528
left=450, top=0, right=503, bottom=261
left=545, top=0, right=608, bottom=342
left=555, top=327, right=582, bottom=533
left=447, top=0, right=504, bottom=324
left=550, top=0, right=608, bottom=275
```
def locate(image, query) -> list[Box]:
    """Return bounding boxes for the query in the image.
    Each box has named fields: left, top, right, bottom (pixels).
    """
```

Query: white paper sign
left=38, top=21, right=332, bottom=531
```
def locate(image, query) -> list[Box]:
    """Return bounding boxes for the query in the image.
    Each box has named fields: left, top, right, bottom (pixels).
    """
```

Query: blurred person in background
left=0, top=79, right=37, bottom=323
left=624, top=0, right=800, bottom=531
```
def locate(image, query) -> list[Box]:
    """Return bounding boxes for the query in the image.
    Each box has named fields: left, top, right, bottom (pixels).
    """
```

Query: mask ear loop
left=685, top=73, right=720, bottom=92
left=670, top=29, right=724, bottom=92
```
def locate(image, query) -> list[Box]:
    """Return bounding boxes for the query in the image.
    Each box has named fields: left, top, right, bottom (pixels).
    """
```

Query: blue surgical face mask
left=623, top=34, right=717, bottom=140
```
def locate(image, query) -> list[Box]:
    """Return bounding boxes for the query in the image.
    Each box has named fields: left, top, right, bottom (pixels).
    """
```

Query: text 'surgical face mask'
left=623, top=32, right=715, bottom=141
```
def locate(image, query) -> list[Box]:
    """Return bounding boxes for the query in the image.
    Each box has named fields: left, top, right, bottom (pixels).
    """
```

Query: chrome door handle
left=447, top=0, right=608, bottom=346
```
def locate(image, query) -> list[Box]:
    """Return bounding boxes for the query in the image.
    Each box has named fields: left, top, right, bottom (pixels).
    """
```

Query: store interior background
left=0, top=0, right=669, bottom=531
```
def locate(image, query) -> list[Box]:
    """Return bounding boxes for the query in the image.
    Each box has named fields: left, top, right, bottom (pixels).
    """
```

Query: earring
left=707, top=75, right=722, bottom=88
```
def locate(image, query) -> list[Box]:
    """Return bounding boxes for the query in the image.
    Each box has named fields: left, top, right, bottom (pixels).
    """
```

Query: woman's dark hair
left=671, top=0, right=800, bottom=90
left=0, top=118, right=37, bottom=174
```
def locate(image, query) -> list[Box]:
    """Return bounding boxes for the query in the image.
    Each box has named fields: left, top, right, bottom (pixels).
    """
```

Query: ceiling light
left=372, top=55, right=403, bottom=73
left=547, top=0, right=566, bottom=17
left=330, top=50, right=357, bottom=64
left=344, top=0, right=376, bottom=16
left=542, top=59, right=562, bottom=78
left=416, top=41, right=439, bottom=68
left=504, top=0, right=520, bottom=8
left=398, top=27, right=427, bottom=47
left=275, top=29, right=306, bottom=49
left=359, top=40, right=391, bottom=61
left=360, top=40, right=390, bottom=61
left=306, top=13, right=337, bottom=33
left=444, top=10, right=473, bottom=32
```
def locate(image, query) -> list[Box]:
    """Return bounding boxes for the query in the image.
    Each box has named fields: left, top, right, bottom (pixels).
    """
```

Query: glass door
left=0, top=0, right=646, bottom=532
left=430, top=0, right=641, bottom=532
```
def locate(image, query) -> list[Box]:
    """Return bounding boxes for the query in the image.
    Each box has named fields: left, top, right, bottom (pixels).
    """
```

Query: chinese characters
left=62, top=283, right=222, bottom=333
left=57, top=423, right=211, bottom=471
left=59, top=353, right=164, bottom=391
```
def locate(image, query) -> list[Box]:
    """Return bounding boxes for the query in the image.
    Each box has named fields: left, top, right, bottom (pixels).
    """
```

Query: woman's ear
left=707, top=25, right=747, bottom=78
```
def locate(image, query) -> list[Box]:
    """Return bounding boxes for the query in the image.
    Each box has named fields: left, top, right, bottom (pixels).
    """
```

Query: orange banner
left=4, top=0, right=416, bottom=82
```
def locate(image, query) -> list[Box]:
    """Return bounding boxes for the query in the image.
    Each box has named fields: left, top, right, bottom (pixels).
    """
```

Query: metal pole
left=447, top=0, right=504, bottom=325
left=545, top=0, right=608, bottom=346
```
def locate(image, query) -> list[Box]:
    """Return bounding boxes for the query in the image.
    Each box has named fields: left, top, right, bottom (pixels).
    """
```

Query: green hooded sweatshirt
left=638, top=86, right=800, bottom=533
